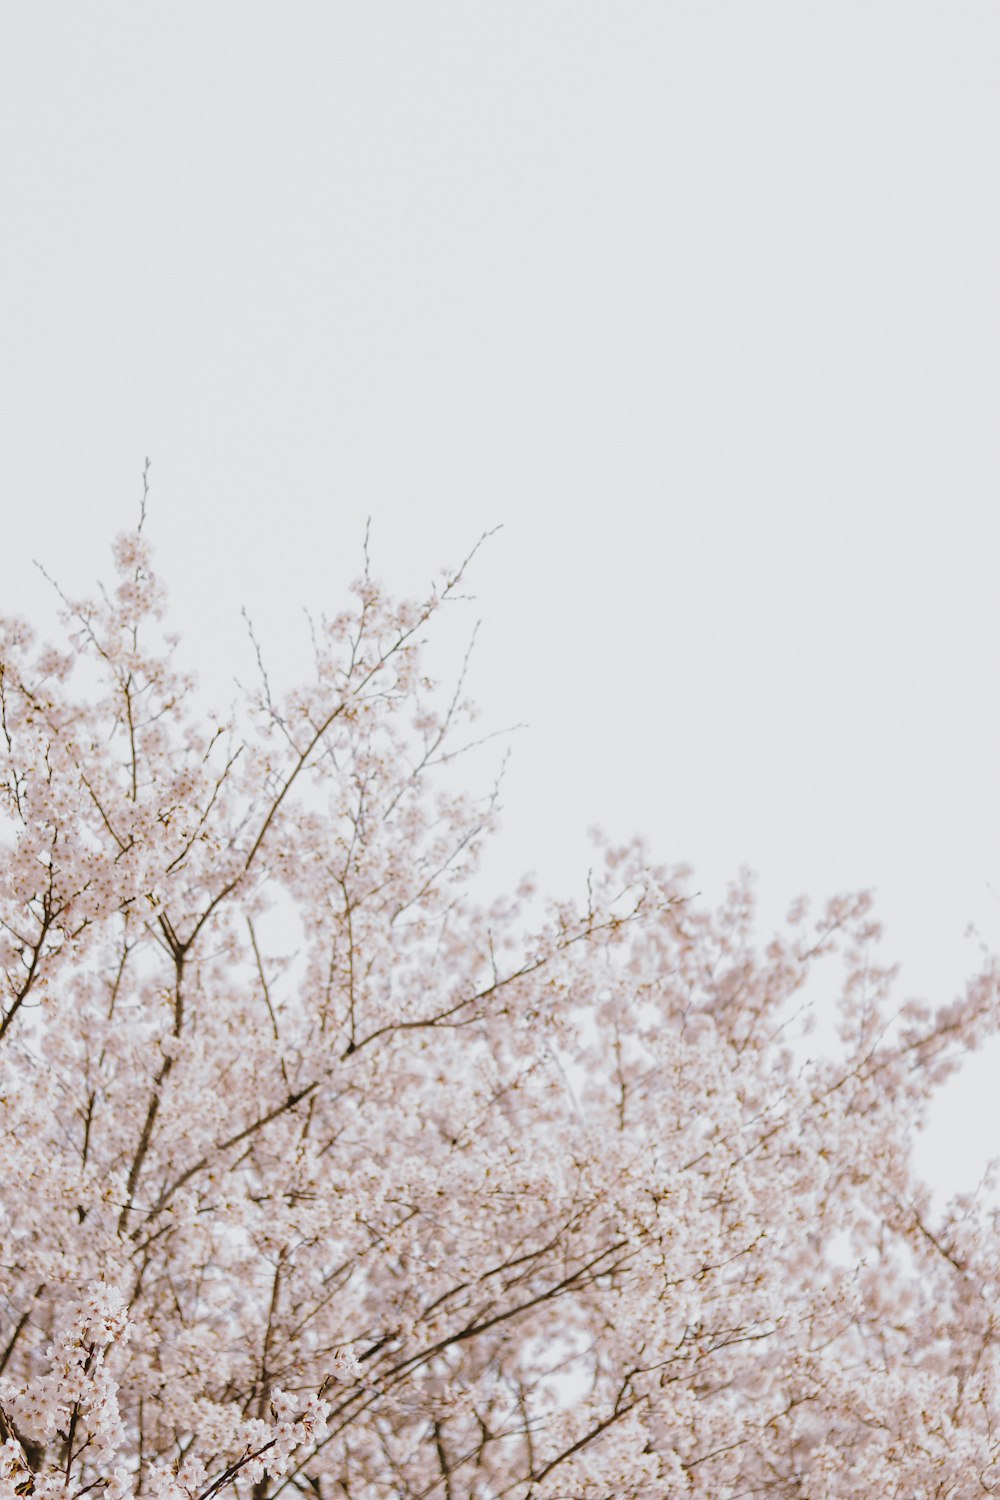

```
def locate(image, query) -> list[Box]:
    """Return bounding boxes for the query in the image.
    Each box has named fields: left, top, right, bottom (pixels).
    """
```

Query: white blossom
left=0, top=520, right=998, bottom=1495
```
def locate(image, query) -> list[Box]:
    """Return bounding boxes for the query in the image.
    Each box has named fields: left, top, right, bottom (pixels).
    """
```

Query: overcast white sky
left=3, top=4, right=1000, bottom=1198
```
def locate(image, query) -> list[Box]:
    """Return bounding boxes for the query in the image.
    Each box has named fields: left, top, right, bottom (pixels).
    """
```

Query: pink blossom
left=0, top=519, right=998, bottom=1495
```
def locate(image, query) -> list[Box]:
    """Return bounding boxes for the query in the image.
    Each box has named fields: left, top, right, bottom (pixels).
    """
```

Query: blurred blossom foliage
left=1, top=498, right=999, bottom=1497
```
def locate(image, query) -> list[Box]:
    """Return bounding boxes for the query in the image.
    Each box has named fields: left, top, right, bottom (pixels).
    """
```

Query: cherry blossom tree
left=2, top=491, right=1000, bottom=1498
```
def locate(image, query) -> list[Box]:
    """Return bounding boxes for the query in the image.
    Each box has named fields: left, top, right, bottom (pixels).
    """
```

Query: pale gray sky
left=3, top=4, right=1000, bottom=1195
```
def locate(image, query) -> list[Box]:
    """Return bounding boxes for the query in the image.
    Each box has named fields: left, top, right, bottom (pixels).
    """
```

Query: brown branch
left=118, top=956, right=186, bottom=1234
left=524, top=1397, right=642, bottom=1490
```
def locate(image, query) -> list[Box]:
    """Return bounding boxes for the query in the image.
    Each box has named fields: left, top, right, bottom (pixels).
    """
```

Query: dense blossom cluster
left=1, top=513, right=999, bottom=1497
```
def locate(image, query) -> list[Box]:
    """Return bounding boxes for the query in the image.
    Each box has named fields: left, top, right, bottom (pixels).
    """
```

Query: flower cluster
left=0, top=517, right=998, bottom=1496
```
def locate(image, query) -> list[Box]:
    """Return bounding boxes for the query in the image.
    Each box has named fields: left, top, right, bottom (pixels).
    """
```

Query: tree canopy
left=0, top=513, right=998, bottom=1498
